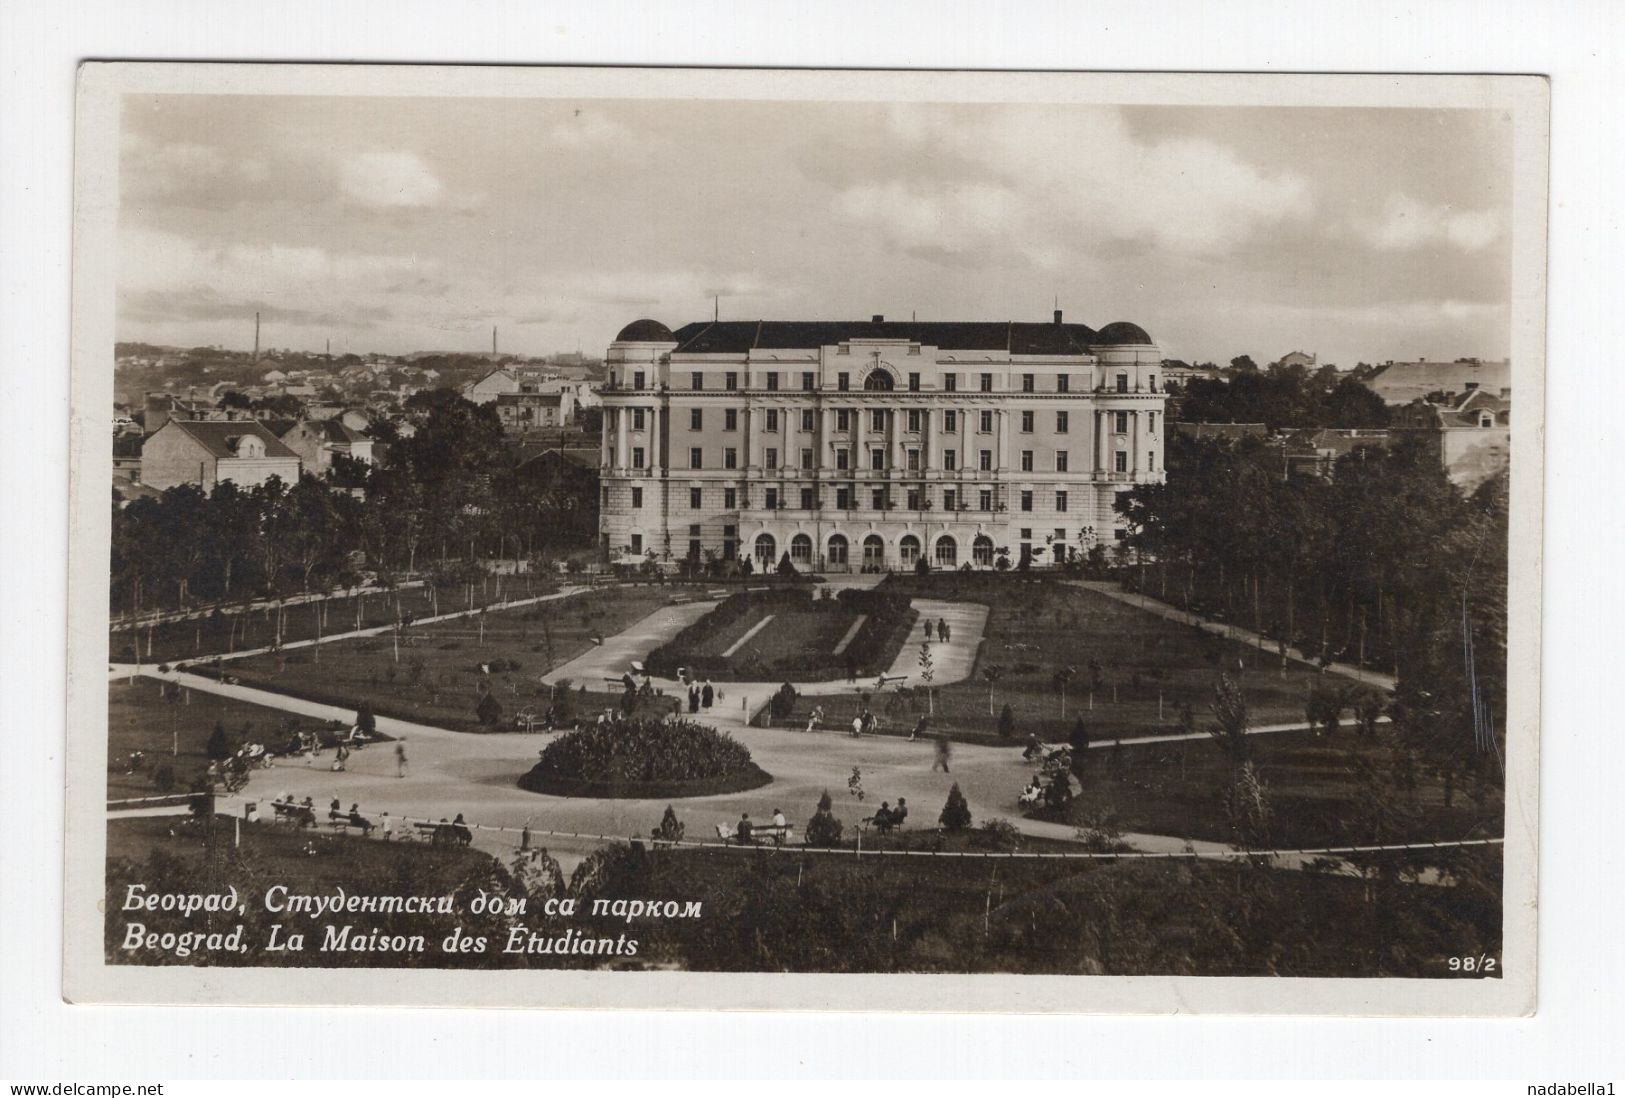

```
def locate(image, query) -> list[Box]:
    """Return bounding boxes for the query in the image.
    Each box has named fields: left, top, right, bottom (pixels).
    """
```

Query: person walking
left=395, top=740, right=408, bottom=778
left=332, top=741, right=349, bottom=772
left=909, top=713, right=928, bottom=742
left=938, top=617, right=950, bottom=644
left=688, top=683, right=700, bottom=714
left=932, top=731, right=952, bottom=773
left=850, top=713, right=864, bottom=738
left=924, top=619, right=935, bottom=642
left=701, top=678, right=714, bottom=710
left=380, top=811, right=393, bottom=841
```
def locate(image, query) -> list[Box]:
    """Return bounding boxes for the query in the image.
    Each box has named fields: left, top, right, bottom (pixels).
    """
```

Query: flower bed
left=644, top=587, right=916, bottom=682
left=517, top=717, right=771, bottom=798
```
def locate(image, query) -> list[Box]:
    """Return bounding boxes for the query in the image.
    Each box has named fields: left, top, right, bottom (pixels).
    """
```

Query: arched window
left=862, top=534, right=885, bottom=569
left=863, top=370, right=894, bottom=391
left=935, top=536, right=957, bottom=567
left=790, top=533, right=813, bottom=564
left=827, top=533, right=849, bottom=566
left=753, top=533, right=776, bottom=565
left=972, top=535, right=994, bottom=566
left=898, top=535, right=921, bottom=565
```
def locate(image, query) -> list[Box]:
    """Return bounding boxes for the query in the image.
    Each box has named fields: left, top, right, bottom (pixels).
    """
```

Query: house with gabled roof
left=279, top=418, right=375, bottom=473
left=140, top=419, right=302, bottom=491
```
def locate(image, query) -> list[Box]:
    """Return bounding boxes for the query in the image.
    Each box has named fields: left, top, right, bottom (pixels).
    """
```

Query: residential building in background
left=1390, top=388, right=1511, bottom=491
left=1361, top=358, right=1511, bottom=405
left=596, top=313, right=1168, bottom=570
left=140, top=419, right=302, bottom=491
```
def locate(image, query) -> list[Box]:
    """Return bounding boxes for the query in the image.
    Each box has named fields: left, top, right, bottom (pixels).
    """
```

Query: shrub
left=525, top=717, right=757, bottom=786
left=939, top=783, right=972, bottom=831
left=769, top=682, right=798, bottom=720
left=652, top=805, right=685, bottom=843
left=205, top=721, right=230, bottom=761
left=476, top=692, right=503, bottom=726
left=997, top=703, right=1015, bottom=738
left=979, top=818, right=1022, bottom=851
left=152, top=765, right=175, bottom=793
left=913, top=557, right=930, bottom=575
left=805, top=790, right=844, bottom=847
left=777, top=552, right=796, bottom=576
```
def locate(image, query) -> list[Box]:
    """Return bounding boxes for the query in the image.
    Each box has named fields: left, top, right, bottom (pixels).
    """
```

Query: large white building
left=597, top=314, right=1167, bottom=571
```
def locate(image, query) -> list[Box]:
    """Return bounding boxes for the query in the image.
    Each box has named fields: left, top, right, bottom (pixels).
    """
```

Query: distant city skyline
left=118, top=95, right=1512, bottom=367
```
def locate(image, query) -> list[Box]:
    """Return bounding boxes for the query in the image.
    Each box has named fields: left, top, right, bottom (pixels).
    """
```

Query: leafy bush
left=997, top=703, right=1015, bottom=738
left=525, top=717, right=757, bottom=786
left=769, top=682, right=798, bottom=720
left=939, top=783, right=972, bottom=831
left=979, top=818, right=1022, bottom=851
left=152, top=765, right=176, bottom=793
left=476, top=692, right=503, bottom=726
left=652, top=805, right=685, bottom=843
left=205, top=721, right=230, bottom=761
left=805, top=790, right=844, bottom=847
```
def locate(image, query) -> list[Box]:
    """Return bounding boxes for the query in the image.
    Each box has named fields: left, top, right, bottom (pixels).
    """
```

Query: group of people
left=685, top=676, right=716, bottom=714
left=731, top=808, right=789, bottom=845
left=923, top=617, right=953, bottom=644
left=866, top=797, right=910, bottom=831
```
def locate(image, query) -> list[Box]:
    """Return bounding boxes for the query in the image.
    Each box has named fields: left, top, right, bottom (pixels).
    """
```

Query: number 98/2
left=1448, top=956, right=1498, bottom=974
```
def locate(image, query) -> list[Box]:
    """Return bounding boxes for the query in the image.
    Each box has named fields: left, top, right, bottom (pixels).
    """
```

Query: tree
left=354, top=701, right=376, bottom=736
left=652, top=805, right=685, bottom=844
left=1208, top=672, right=1250, bottom=765
left=805, top=790, right=844, bottom=847
left=917, top=640, right=935, bottom=715
left=1230, top=354, right=1259, bottom=373
left=776, top=552, right=796, bottom=577
left=981, top=664, right=1004, bottom=717
left=938, top=783, right=972, bottom=832
left=997, top=703, right=1015, bottom=739
left=476, top=692, right=503, bottom=727
left=1067, top=718, right=1091, bottom=780
left=205, top=721, right=230, bottom=761
left=1052, top=665, right=1077, bottom=718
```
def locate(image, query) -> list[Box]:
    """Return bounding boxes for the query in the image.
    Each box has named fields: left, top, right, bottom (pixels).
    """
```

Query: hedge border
left=516, top=762, right=773, bottom=800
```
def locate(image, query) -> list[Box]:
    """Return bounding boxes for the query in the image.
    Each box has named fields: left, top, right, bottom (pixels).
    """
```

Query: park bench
left=328, top=814, right=375, bottom=836
left=270, top=800, right=316, bottom=827
left=413, top=820, right=473, bottom=846
left=713, top=822, right=795, bottom=846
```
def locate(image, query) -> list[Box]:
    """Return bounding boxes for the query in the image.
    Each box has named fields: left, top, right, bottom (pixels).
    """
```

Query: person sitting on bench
left=451, top=813, right=473, bottom=844
left=347, top=804, right=373, bottom=834
left=871, top=802, right=895, bottom=831
left=890, top=798, right=908, bottom=829
left=735, top=813, right=753, bottom=845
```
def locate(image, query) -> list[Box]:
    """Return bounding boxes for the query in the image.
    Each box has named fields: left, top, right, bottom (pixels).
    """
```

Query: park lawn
left=690, top=605, right=865, bottom=663
left=106, top=676, right=356, bottom=802
left=110, top=573, right=567, bottom=666
left=105, top=815, right=524, bottom=969
left=224, top=586, right=680, bottom=733
left=1027, top=727, right=1504, bottom=849
left=575, top=841, right=1502, bottom=977
left=855, top=573, right=1344, bottom=744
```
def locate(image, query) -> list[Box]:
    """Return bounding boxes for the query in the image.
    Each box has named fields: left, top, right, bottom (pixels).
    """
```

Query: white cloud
left=1365, top=193, right=1503, bottom=252
left=832, top=107, right=1315, bottom=267
left=338, top=151, right=445, bottom=208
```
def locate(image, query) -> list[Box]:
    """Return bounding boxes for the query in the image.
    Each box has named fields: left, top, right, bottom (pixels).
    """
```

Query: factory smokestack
left=253, top=312, right=260, bottom=360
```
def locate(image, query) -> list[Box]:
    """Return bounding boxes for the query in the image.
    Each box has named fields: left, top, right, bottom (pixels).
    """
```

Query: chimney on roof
left=1054, top=309, right=1063, bottom=325
left=872, top=314, right=884, bottom=323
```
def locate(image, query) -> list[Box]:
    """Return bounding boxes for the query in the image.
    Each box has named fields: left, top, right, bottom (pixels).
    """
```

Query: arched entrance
left=972, top=534, right=994, bottom=567
left=753, top=533, right=777, bottom=568
left=827, top=533, right=849, bottom=568
left=790, top=533, right=813, bottom=565
left=898, top=534, right=921, bottom=567
left=862, top=534, right=885, bottom=571
left=934, top=535, right=958, bottom=567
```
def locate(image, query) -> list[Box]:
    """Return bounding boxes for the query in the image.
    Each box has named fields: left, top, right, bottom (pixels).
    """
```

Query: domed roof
left=614, top=318, right=675, bottom=343
left=1092, top=321, right=1154, bottom=346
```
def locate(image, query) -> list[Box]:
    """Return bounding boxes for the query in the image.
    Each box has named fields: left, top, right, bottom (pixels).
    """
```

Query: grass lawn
left=786, top=573, right=1346, bottom=746
left=106, top=676, right=354, bottom=802
left=575, top=840, right=1503, bottom=977
left=225, top=586, right=679, bottom=732
left=111, top=573, right=567, bottom=666
left=1027, top=727, right=1504, bottom=849
left=105, top=814, right=519, bottom=968
left=690, top=604, right=864, bottom=662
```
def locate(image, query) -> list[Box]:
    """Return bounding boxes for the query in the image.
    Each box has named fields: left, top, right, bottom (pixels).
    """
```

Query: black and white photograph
left=59, top=63, right=1545, bottom=1015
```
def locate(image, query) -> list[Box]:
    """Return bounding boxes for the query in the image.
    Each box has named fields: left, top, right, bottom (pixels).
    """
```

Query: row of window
left=652, top=407, right=1155, bottom=435
left=622, top=471, right=1152, bottom=513
left=633, top=528, right=1121, bottom=562
left=620, top=369, right=1157, bottom=393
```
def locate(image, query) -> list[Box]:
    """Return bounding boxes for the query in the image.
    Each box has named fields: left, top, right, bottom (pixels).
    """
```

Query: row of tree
left=1171, top=362, right=1391, bottom=430
left=111, top=389, right=595, bottom=616
left=1116, top=431, right=1507, bottom=791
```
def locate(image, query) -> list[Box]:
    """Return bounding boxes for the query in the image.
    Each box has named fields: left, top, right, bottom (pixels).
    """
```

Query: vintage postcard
left=63, top=64, right=1546, bottom=1013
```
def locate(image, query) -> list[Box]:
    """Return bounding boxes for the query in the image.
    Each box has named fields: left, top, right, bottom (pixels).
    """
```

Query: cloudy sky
left=117, top=94, right=1512, bottom=366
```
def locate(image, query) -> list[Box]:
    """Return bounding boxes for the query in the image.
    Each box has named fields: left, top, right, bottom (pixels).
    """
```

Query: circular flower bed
left=518, top=717, right=771, bottom=799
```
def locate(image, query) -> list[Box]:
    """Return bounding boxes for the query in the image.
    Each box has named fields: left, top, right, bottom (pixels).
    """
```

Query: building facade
left=140, top=419, right=303, bottom=491
left=596, top=314, right=1167, bottom=571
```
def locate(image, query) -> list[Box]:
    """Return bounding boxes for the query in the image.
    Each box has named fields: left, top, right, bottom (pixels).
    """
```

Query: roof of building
left=1362, top=359, right=1511, bottom=404
left=1173, top=421, right=1268, bottom=441
left=164, top=419, right=300, bottom=460
left=615, top=318, right=677, bottom=343
left=664, top=319, right=1106, bottom=356
left=1092, top=321, right=1154, bottom=346
left=513, top=445, right=599, bottom=473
